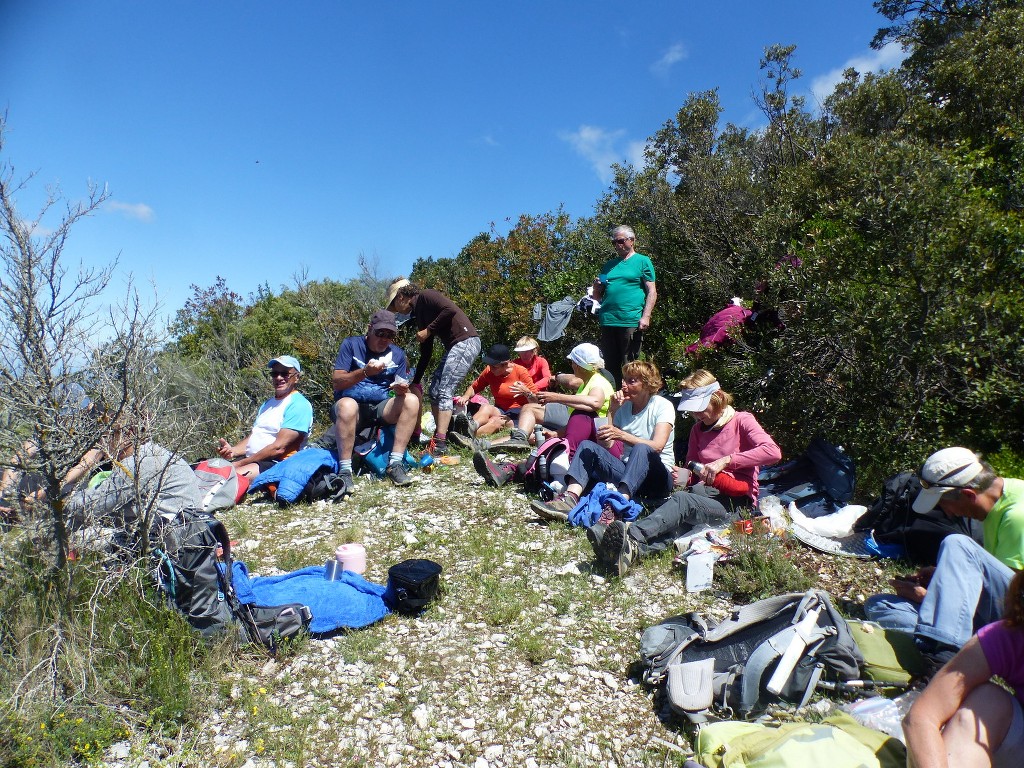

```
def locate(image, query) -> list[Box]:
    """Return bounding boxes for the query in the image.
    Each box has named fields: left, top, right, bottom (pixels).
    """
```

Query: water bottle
left=532, top=425, right=544, bottom=456
left=686, top=460, right=705, bottom=474
left=537, top=455, right=548, bottom=483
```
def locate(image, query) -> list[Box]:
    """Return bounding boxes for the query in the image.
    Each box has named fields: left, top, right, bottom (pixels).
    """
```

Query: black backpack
left=758, top=436, right=856, bottom=516
left=152, top=508, right=312, bottom=650
left=853, top=471, right=983, bottom=565
left=639, top=590, right=863, bottom=724
left=383, top=559, right=443, bottom=614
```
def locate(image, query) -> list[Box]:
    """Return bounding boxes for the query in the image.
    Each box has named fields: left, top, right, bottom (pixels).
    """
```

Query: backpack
left=852, top=471, right=983, bottom=565
left=520, top=437, right=570, bottom=493
left=639, top=590, right=863, bottom=724
left=151, top=508, right=236, bottom=639
left=758, top=436, right=855, bottom=518
left=383, top=558, right=443, bottom=614
left=295, top=465, right=350, bottom=504
left=152, top=508, right=312, bottom=650
left=354, top=425, right=417, bottom=478
left=194, top=458, right=250, bottom=512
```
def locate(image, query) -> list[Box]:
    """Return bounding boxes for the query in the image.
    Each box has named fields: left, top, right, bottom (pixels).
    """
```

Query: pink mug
left=335, top=543, right=367, bottom=575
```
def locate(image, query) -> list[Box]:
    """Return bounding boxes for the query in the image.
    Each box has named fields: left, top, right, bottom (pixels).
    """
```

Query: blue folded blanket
left=568, top=487, right=643, bottom=528
left=232, top=561, right=389, bottom=633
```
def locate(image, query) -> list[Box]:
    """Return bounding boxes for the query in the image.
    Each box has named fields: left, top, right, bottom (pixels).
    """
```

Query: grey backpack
left=152, top=508, right=311, bottom=650
left=639, top=590, right=863, bottom=723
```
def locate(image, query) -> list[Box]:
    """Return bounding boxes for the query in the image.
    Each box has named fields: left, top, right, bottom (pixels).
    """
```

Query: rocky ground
left=101, top=451, right=897, bottom=768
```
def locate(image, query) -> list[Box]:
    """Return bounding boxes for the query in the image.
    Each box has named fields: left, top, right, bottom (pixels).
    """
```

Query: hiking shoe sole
left=599, top=520, right=637, bottom=576
left=530, top=497, right=571, bottom=522
left=448, top=432, right=476, bottom=450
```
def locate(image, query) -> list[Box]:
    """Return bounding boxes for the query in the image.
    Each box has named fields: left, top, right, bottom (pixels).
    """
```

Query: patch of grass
left=0, top=552, right=222, bottom=767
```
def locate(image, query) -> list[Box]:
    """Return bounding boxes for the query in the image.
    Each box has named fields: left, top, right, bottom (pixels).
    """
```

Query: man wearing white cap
left=217, top=355, right=314, bottom=478
left=865, top=447, right=1024, bottom=670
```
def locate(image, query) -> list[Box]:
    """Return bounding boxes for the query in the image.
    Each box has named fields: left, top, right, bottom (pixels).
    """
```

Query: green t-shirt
left=597, top=253, right=655, bottom=327
left=983, top=477, right=1024, bottom=570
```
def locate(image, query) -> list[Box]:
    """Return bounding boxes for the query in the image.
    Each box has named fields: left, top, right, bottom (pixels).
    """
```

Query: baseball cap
left=369, top=309, right=398, bottom=334
left=912, top=447, right=984, bottom=514
left=483, top=343, right=512, bottom=365
left=267, top=355, right=302, bottom=373
left=567, top=343, right=604, bottom=371
left=676, top=382, right=721, bottom=413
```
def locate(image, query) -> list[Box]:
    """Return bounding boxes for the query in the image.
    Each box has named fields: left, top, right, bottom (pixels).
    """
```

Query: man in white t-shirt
left=217, top=355, right=314, bottom=478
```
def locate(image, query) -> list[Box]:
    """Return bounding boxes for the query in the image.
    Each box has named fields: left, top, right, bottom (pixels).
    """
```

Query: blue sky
left=1, top=1, right=903, bottom=324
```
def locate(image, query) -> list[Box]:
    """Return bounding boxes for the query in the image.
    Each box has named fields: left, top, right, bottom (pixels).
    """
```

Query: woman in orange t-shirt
left=454, top=344, right=537, bottom=437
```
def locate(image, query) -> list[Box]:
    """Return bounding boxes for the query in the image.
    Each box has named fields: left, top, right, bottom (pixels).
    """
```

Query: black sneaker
left=915, top=637, right=958, bottom=680
left=385, top=462, right=414, bottom=487
left=473, top=451, right=515, bottom=487
left=448, top=431, right=477, bottom=450
left=599, top=520, right=639, bottom=576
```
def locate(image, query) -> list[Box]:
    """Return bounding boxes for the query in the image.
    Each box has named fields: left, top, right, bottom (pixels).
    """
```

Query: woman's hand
left=509, top=381, right=531, bottom=397
left=700, top=456, right=731, bottom=484
left=672, top=466, right=691, bottom=488
left=415, top=328, right=431, bottom=344
left=454, top=394, right=469, bottom=407
left=609, top=389, right=626, bottom=412
left=597, top=423, right=625, bottom=443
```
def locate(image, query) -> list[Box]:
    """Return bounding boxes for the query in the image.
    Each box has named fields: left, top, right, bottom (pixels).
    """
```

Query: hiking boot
left=473, top=451, right=515, bottom=487
left=385, top=462, right=414, bottom=487
left=427, top=437, right=447, bottom=457
left=335, top=470, right=355, bottom=499
left=498, top=428, right=531, bottom=452
left=448, top=431, right=477, bottom=450
left=586, top=523, right=607, bottom=556
left=599, top=520, right=639, bottom=576
left=530, top=495, right=574, bottom=522
left=452, top=412, right=471, bottom=437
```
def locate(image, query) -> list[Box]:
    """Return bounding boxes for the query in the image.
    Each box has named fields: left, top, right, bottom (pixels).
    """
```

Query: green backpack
left=846, top=620, right=926, bottom=685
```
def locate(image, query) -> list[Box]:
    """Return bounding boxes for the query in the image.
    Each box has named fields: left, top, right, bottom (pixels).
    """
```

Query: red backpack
left=194, top=459, right=250, bottom=512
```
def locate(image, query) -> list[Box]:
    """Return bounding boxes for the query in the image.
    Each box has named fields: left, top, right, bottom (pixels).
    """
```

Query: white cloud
left=809, top=41, right=906, bottom=107
left=106, top=200, right=155, bottom=222
left=560, top=125, right=638, bottom=183
left=477, top=134, right=500, bottom=148
left=651, top=42, right=688, bottom=77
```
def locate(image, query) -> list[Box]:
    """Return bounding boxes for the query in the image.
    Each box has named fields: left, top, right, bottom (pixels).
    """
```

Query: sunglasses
left=374, top=329, right=397, bottom=340
left=269, top=369, right=293, bottom=379
left=612, top=237, right=632, bottom=245
left=918, top=461, right=978, bottom=491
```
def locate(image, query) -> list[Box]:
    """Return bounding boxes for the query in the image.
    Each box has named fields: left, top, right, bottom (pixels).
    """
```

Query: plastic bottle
left=532, top=425, right=544, bottom=456
left=537, top=455, right=548, bottom=483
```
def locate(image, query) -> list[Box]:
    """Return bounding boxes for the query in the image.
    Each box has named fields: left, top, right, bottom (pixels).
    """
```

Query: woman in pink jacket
left=593, top=369, right=781, bottom=576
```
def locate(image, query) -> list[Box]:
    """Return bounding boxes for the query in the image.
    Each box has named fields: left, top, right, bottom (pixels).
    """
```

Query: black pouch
left=383, top=559, right=443, bottom=614
left=235, top=602, right=312, bottom=652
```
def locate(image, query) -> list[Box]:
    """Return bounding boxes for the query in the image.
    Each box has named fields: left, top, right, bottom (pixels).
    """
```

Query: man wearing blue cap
left=217, top=355, right=313, bottom=478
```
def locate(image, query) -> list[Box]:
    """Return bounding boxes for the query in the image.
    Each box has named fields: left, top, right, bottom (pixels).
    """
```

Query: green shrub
left=716, top=534, right=814, bottom=602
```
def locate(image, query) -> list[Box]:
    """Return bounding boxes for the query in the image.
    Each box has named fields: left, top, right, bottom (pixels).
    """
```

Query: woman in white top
left=531, top=359, right=675, bottom=518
